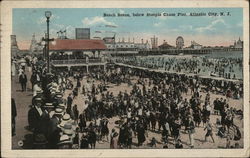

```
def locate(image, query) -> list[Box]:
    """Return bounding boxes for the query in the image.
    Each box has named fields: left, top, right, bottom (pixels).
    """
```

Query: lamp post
left=45, top=11, right=52, bottom=73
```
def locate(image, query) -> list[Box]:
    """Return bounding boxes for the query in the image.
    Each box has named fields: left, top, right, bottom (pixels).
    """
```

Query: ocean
left=125, top=51, right=243, bottom=80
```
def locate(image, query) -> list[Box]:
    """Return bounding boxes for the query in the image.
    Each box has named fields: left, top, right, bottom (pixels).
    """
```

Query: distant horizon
left=13, top=8, right=243, bottom=50
left=16, top=35, right=243, bottom=51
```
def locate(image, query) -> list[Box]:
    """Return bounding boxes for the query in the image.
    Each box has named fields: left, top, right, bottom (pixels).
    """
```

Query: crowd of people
left=114, top=55, right=243, bottom=80
left=11, top=54, right=243, bottom=149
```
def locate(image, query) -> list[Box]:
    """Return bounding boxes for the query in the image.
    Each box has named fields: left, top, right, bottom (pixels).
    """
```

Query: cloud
left=82, top=16, right=117, bottom=27
left=37, top=14, right=60, bottom=24
left=195, top=18, right=226, bottom=33
left=179, top=25, right=193, bottom=31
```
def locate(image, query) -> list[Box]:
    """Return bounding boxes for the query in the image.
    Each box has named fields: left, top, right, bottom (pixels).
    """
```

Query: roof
left=103, top=37, right=115, bottom=44
left=159, top=42, right=175, bottom=49
left=191, top=41, right=202, bottom=46
left=49, top=39, right=107, bottom=51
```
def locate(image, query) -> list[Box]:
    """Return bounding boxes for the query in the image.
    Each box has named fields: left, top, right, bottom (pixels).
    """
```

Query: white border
left=1, top=0, right=249, bottom=157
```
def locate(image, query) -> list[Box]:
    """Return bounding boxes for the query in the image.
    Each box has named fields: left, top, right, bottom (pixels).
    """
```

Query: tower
left=30, top=33, right=37, bottom=53
left=11, top=35, right=19, bottom=56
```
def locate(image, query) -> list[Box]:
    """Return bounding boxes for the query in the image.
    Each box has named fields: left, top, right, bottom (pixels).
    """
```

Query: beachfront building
left=189, top=41, right=203, bottom=49
left=49, top=39, right=107, bottom=72
left=103, top=37, right=117, bottom=51
left=134, top=40, right=151, bottom=51
left=176, top=36, right=184, bottom=49
left=158, top=41, right=175, bottom=50
left=234, top=37, right=243, bottom=49
left=103, top=37, right=150, bottom=55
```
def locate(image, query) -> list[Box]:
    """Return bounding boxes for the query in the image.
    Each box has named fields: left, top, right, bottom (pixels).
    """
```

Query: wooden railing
left=51, top=58, right=103, bottom=65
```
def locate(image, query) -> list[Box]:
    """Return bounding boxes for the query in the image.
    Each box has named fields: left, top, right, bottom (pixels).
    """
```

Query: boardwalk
left=12, top=66, right=243, bottom=149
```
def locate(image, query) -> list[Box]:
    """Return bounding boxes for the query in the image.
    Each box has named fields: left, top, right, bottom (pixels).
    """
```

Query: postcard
left=1, top=0, right=249, bottom=157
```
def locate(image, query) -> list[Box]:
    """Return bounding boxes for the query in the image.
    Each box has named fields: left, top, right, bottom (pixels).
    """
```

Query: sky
left=13, top=8, right=243, bottom=50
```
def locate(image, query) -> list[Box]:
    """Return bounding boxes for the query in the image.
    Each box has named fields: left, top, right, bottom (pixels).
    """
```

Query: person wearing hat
left=72, top=104, right=79, bottom=123
left=80, top=132, right=89, bottom=149
left=19, top=71, right=27, bottom=92
left=100, top=117, right=109, bottom=142
left=33, top=133, right=48, bottom=149
left=127, top=108, right=132, bottom=122
left=47, top=108, right=64, bottom=149
left=28, top=97, right=50, bottom=136
left=136, top=122, right=146, bottom=147
left=66, top=93, right=73, bottom=114
left=172, top=118, right=181, bottom=143
left=58, top=114, right=73, bottom=130
left=88, top=126, right=97, bottom=149
left=33, top=81, right=42, bottom=97
left=62, top=122, right=74, bottom=138
left=58, top=103, right=66, bottom=112
left=30, top=72, right=37, bottom=91
left=57, top=134, right=73, bottom=149
left=110, top=132, right=119, bottom=149
left=78, top=111, right=87, bottom=132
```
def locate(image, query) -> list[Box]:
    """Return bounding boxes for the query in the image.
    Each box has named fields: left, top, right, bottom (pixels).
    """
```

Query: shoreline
left=114, top=62, right=243, bottom=83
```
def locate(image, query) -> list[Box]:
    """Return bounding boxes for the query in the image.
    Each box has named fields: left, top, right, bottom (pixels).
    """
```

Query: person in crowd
left=101, top=117, right=109, bottom=142
left=137, top=121, right=146, bottom=146
left=33, top=133, right=48, bottom=149
left=28, top=97, right=50, bottom=136
left=57, top=134, right=73, bottom=149
left=66, top=93, right=73, bottom=114
left=186, top=116, right=195, bottom=148
left=79, top=111, right=87, bottom=132
left=88, top=125, right=97, bottom=149
left=172, top=119, right=181, bottom=143
left=110, top=132, right=119, bottom=149
left=149, top=137, right=157, bottom=148
left=80, top=132, right=89, bottom=149
left=12, top=98, right=17, bottom=136
left=47, top=108, right=63, bottom=149
left=175, top=139, right=183, bottom=149
left=19, top=71, right=28, bottom=92
left=204, top=118, right=215, bottom=143
left=72, top=104, right=79, bottom=123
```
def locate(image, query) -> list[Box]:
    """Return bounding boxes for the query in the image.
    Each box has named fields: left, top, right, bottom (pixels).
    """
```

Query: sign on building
left=75, top=28, right=90, bottom=39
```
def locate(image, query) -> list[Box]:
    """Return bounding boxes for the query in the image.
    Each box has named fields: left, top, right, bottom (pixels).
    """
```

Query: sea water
left=135, top=51, right=243, bottom=80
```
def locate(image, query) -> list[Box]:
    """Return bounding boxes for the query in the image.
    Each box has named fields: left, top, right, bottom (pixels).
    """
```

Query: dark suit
left=47, top=116, right=61, bottom=149
left=28, top=106, right=50, bottom=136
left=19, top=73, right=27, bottom=91
left=30, top=73, right=37, bottom=90
left=12, top=98, right=17, bottom=136
left=47, top=116, right=59, bottom=136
